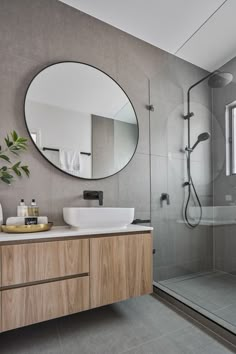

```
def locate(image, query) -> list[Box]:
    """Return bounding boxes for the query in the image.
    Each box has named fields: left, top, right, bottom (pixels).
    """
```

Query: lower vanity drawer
left=1, top=238, right=89, bottom=287
left=1, top=276, right=90, bottom=332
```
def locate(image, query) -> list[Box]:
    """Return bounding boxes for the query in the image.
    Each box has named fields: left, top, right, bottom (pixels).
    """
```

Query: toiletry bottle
left=28, top=201, right=33, bottom=216
left=30, top=199, right=39, bottom=217
left=0, top=202, right=3, bottom=226
left=17, top=199, right=28, bottom=217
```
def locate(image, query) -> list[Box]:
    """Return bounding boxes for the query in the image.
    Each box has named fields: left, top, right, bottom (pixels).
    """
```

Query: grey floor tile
left=195, top=341, right=236, bottom=354
left=168, top=325, right=215, bottom=352
left=160, top=271, right=236, bottom=331
left=123, top=325, right=236, bottom=354
left=57, top=297, right=166, bottom=354
left=122, top=335, right=194, bottom=354
left=215, top=304, right=236, bottom=326
left=122, top=325, right=235, bottom=354
left=0, top=295, right=235, bottom=354
left=0, top=320, right=62, bottom=354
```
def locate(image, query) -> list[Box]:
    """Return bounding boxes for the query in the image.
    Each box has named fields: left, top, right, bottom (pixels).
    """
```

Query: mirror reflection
left=24, top=62, right=138, bottom=179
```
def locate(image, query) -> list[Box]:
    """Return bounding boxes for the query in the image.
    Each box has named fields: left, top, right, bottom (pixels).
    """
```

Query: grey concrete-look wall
left=212, top=56, right=236, bottom=275
left=0, top=0, right=151, bottom=224
left=0, top=0, right=213, bottom=280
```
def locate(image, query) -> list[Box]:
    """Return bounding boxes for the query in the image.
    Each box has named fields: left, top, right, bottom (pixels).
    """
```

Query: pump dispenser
left=29, top=199, right=39, bottom=217
left=17, top=199, right=28, bottom=217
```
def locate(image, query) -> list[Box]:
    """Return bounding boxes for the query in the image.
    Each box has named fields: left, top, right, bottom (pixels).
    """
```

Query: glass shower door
left=149, top=70, right=214, bottom=287
left=149, top=72, right=188, bottom=286
left=150, top=63, right=236, bottom=334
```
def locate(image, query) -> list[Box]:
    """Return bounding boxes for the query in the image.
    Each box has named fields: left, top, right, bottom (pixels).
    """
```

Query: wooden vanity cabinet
left=90, top=233, right=153, bottom=308
left=0, top=231, right=152, bottom=332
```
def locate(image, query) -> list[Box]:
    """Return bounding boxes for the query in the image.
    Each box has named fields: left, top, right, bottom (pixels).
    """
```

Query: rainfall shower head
left=208, top=72, right=233, bottom=88
left=190, top=132, right=210, bottom=151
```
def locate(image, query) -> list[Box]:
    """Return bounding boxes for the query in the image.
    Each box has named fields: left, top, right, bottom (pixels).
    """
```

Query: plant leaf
left=0, top=177, right=11, bottom=185
left=12, top=131, right=18, bottom=142
left=1, top=171, right=13, bottom=179
left=21, top=165, right=30, bottom=177
left=11, top=161, right=21, bottom=176
left=12, top=161, right=21, bottom=169
left=1, top=131, right=30, bottom=185
left=17, top=137, right=28, bottom=143
left=10, top=150, right=20, bottom=156
left=0, top=154, right=11, bottom=163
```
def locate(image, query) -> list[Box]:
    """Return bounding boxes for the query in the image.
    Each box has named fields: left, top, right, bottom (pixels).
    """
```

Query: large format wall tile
left=0, top=0, right=213, bottom=284
left=118, top=153, right=150, bottom=216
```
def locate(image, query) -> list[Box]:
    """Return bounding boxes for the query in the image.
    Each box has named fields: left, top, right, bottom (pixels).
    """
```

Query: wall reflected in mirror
left=25, top=62, right=138, bottom=179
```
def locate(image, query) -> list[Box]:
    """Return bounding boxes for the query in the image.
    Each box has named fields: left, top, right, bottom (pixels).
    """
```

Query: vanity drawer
left=1, top=239, right=89, bottom=287
left=1, top=276, right=90, bottom=332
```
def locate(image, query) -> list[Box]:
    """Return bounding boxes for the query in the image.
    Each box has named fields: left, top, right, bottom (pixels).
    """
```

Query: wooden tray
left=1, top=222, right=53, bottom=234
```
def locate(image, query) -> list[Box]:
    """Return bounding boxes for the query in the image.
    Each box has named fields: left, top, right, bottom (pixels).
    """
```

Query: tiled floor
left=0, top=294, right=235, bottom=354
left=160, top=271, right=236, bottom=332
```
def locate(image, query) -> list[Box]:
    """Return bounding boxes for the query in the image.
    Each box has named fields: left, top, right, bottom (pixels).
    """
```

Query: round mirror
left=24, top=62, right=138, bottom=179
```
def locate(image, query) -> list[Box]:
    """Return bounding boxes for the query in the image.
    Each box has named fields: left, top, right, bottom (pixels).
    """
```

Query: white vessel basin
left=63, top=207, right=135, bottom=229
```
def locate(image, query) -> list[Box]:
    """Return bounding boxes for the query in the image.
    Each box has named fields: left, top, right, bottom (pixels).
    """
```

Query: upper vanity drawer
left=1, top=239, right=89, bottom=287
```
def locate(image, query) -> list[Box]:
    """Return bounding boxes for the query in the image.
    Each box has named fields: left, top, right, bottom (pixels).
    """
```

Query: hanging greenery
left=0, top=131, right=30, bottom=185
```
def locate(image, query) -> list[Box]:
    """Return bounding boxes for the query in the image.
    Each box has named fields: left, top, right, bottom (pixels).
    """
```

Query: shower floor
left=159, top=271, right=236, bottom=333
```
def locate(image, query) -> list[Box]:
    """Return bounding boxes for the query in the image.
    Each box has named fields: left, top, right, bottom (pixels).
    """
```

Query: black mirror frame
left=24, top=61, right=139, bottom=180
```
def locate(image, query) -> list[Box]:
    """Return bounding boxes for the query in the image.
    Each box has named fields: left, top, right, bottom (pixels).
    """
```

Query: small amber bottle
left=29, top=199, right=39, bottom=217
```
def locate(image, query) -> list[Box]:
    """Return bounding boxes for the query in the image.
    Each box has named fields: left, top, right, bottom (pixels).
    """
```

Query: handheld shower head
left=197, top=132, right=210, bottom=142
left=190, top=132, right=210, bottom=152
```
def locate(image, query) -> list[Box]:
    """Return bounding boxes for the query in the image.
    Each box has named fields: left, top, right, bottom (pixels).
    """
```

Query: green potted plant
left=0, top=131, right=30, bottom=224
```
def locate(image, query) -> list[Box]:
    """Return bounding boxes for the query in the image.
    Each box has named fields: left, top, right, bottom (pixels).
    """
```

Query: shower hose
left=184, top=153, right=202, bottom=228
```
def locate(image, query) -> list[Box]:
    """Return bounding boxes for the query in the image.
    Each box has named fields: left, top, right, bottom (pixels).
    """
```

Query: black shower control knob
left=146, top=104, right=154, bottom=111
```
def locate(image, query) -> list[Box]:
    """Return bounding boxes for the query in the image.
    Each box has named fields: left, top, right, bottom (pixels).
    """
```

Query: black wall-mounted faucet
left=83, top=190, right=103, bottom=206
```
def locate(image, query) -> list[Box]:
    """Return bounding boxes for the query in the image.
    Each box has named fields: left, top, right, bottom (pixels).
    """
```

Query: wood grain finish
left=90, top=233, right=153, bottom=308
left=1, top=239, right=89, bottom=287
left=1, top=276, right=90, bottom=331
left=0, top=232, right=153, bottom=332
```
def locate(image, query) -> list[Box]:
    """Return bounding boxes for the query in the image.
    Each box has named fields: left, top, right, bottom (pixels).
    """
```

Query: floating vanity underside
left=0, top=225, right=153, bottom=332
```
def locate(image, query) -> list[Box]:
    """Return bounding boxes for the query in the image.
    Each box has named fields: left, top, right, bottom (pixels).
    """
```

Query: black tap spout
left=83, top=190, right=103, bottom=206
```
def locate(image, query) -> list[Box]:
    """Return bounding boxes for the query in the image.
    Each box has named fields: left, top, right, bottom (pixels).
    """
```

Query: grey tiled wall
left=0, top=0, right=213, bottom=280
left=0, top=0, right=151, bottom=224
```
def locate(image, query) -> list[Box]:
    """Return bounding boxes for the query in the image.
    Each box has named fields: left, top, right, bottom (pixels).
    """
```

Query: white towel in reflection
left=59, top=149, right=81, bottom=174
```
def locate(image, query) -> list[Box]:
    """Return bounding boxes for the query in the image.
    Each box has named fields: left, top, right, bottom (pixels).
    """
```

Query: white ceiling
left=59, top=0, right=236, bottom=71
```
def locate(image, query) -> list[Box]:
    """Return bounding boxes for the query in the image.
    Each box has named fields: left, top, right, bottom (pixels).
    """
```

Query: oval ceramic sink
left=63, top=207, right=135, bottom=229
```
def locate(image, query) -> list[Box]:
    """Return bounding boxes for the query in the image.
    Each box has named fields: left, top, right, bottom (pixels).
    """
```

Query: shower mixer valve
left=160, top=193, right=170, bottom=205
left=183, top=112, right=194, bottom=120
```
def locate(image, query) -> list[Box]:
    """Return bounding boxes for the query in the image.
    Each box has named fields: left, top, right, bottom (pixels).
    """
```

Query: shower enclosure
left=150, top=57, right=236, bottom=335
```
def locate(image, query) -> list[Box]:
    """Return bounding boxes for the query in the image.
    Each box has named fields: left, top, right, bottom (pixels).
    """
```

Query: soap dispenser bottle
left=17, top=199, right=28, bottom=217
left=0, top=202, right=3, bottom=226
left=29, top=199, right=39, bottom=217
